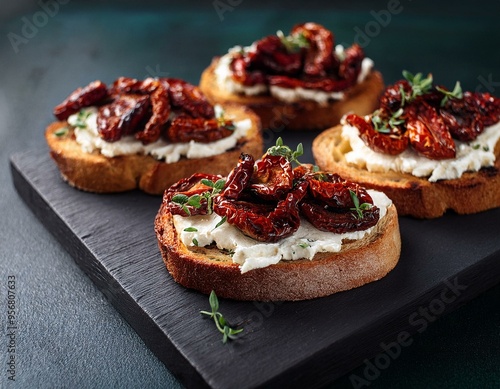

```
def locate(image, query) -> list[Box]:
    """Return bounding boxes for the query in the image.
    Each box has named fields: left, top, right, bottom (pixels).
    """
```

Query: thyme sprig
left=171, top=178, right=226, bottom=216
left=216, top=109, right=236, bottom=131
left=267, top=137, right=304, bottom=166
left=277, top=30, right=310, bottom=53
left=349, top=190, right=372, bottom=219
left=436, top=81, right=463, bottom=107
left=200, top=291, right=243, bottom=343
left=371, top=108, right=405, bottom=134
left=402, top=70, right=433, bottom=103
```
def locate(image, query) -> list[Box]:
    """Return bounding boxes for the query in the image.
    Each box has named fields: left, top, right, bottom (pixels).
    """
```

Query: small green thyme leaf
left=187, top=194, right=202, bottom=209
left=298, top=242, right=310, bottom=249
left=54, top=127, right=69, bottom=137
left=183, top=227, right=198, bottom=232
left=171, top=194, right=189, bottom=204
left=201, top=179, right=215, bottom=188
left=73, top=109, right=93, bottom=128
left=436, top=81, right=463, bottom=107
left=213, top=216, right=227, bottom=230
left=192, top=238, right=199, bottom=246
left=472, top=144, right=481, bottom=150
left=214, top=179, right=226, bottom=192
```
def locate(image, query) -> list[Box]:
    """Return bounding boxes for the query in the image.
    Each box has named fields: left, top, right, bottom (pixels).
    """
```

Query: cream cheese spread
left=341, top=119, right=500, bottom=182
left=173, top=190, right=392, bottom=273
left=68, top=106, right=252, bottom=163
left=214, top=44, right=374, bottom=106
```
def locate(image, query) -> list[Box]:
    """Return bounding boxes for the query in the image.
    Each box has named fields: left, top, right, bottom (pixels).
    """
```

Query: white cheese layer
left=68, top=106, right=251, bottom=162
left=341, top=120, right=500, bottom=182
left=214, top=44, right=374, bottom=106
left=173, top=190, right=391, bottom=273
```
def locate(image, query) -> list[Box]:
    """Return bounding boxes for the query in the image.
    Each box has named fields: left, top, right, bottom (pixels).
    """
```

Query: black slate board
left=10, top=149, right=500, bottom=389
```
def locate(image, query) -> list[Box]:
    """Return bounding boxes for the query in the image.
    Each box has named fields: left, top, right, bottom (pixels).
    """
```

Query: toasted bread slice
left=46, top=105, right=263, bottom=195
left=313, top=125, right=500, bottom=218
left=155, top=202, right=400, bottom=301
left=199, top=58, right=384, bottom=131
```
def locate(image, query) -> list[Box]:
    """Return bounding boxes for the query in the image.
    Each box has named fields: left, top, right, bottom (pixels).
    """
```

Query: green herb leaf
left=436, top=81, right=463, bottom=107
left=267, top=137, right=304, bottom=166
left=349, top=190, right=372, bottom=219
left=54, top=127, right=69, bottom=137
left=209, top=290, right=219, bottom=312
left=298, top=242, right=310, bottom=249
left=201, top=179, right=215, bottom=188
left=192, top=238, right=199, bottom=246
left=201, top=291, right=243, bottom=343
left=214, top=179, right=226, bottom=192
left=277, top=30, right=310, bottom=53
left=187, top=194, right=202, bottom=209
left=216, top=109, right=236, bottom=131
left=171, top=194, right=189, bottom=205
left=73, top=109, right=93, bottom=128
left=371, top=108, right=404, bottom=134
left=213, top=216, right=227, bottom=230
left=402, top=70, right=433, bottom=101
left=183, top=227, right=198, bottom=232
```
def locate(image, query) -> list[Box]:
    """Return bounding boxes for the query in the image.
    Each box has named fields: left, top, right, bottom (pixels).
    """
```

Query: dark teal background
left=1, top=1, right=499, bottom=388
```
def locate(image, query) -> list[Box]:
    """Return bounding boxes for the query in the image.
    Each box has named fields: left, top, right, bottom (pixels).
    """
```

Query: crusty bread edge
left=312, top=125, right=500, bottom=218
left=154, top=202, right=401, bottom=301
left=199, top=57, right=384, bottom=131
left=45, top=104, right=263, bottom=195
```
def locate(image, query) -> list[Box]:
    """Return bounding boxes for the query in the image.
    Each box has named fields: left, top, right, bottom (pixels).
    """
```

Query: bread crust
left=199, top=57, right=384, bottom=131
left=313, top=125, right=500, bottom=218
left=45, top=105, right=263, bottom=195
left=155, top=203, right=400, bottom=301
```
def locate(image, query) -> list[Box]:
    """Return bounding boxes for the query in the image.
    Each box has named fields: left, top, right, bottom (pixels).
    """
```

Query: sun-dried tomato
left=338, top=44, right=364, bottom=83
left=229, top=23, right=364, bottom=93
left=407, top=102, right=456, bottom=159
left=439, top=91, right=500, bottom=141
left=165, top=173, right=222, bottom=217
left=97, top=94, right=150, bottom=142
left=162, top=78, right=215, bottom=119
left=379, top=80, right=411, bottom=112
left=253, top=35, right=303, bottom=75
left=55, top=77, right=233, bottom=145
left=53, top=80, right=109, bottom=120
left=165, top=117, right=233, bottom=143
left=300, top=200, right=380, bottom=234
left=291, top=22, right=335, bottom=77
left=102, top=77, right=171, bottom=144
left=304, top=172, right=374, bottom=209
left=214, top=180, right=308, bottom=242
left=220, top=153, right=255, bottom=199
left=249, top=155, right=293, bottom=201
left=345, top=113, right=408, bottom=155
